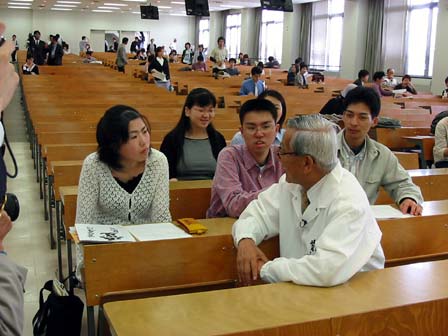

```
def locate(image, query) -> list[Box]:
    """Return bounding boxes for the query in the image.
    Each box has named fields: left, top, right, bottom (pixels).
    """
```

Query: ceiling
left=0, top=0, right=317, bottom=16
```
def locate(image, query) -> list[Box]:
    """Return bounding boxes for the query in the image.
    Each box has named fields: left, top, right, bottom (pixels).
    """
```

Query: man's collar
left=337, top=130, right=378, bottom=157
left=242, top=145, right=278, bottom=171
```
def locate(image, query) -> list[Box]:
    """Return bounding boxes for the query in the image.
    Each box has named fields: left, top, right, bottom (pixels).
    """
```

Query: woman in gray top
left=160, top=88, right=227, bottom=180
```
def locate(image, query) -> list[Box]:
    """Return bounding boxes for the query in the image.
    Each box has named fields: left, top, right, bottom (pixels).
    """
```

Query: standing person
left=113, top=37, right=119, bottom=52
left=47, top=35, right=64, bottom=66
left=209, top=36, right=228, bottom=76
left=192, top=44, right=205, bottom=64
left=240, top=66, right=265, bottom=96
left=207, top=98, right=284, bottom=218
left=232, top=114, right=385, bottom=286
left=79, top=36, right=88, bottom=53
left=160, top=88, right=226, bottom=180
left=116, top=37, right=128, bottom=73
left=11, top=35, right=19, bottom=63
left=0, top=21, right=27, bottom=336
left=28, top=30, right=46, bottom=65
left=130, top=36, right=139, bottom=54
left=169, top=38, right=177, bottom=53
left=181, top=42, right=194, bottom=65
left=148, top=46, right=171, bottom=90
left=147, top=38, right=156, bottom=56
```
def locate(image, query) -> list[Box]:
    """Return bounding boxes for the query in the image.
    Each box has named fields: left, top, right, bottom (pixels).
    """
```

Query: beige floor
left=4, top=83, right=90, bottom=335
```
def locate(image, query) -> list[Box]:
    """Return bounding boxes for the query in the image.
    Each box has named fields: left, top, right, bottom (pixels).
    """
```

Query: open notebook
left=74, top=223, right=191, bottom=244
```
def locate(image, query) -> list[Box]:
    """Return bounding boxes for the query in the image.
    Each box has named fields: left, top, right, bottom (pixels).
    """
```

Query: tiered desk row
left=16, top=50, right=448, bottom=335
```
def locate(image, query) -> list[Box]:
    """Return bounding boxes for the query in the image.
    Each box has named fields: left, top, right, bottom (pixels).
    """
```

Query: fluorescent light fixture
left=8, top=0, right=33, bottom=2
left=104, top=2, right=127, bottom=5
left=98, top=6, right=119, bottom=9
left=92, top=9, right=112, bottom=11
left=170, top=13, right=186, bottom=16
left=56, top=0, right=81, bottom=3
left=8, top=2, right=31, bottom=4
left=8, top=5, right=31, bottom=7
left=158, top=5, right=171, bottom=8
left=51, top=7, right=72, bottom=10
left=171, top=1, right=184, bottom=4
left=220, top=4, right=243, bottom=8
left=122, top=0, right=145, bottom=2
left=131, top=11, right=140, bottom=13
left=54, top=4, right=77, bottom=7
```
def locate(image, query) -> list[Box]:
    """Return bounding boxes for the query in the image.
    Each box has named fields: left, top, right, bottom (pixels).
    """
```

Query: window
left=259, top=10, right=284, bottom=63
left=310, top=0, right=344, bottom=71
left=383, top=0, right=438, bottom=77
left=225, top=13, right=241, bottom=59
left=198, top=18, right=210, bottom=50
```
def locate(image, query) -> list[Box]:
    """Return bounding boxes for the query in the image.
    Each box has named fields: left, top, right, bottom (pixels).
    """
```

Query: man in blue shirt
left=240, top=66, right=265, bottom=96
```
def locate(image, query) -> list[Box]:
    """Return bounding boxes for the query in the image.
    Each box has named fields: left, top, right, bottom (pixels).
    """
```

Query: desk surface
left=104, top=260, right=448, bottom=336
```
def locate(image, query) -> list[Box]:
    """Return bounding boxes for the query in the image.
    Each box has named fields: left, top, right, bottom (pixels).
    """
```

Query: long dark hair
left=169, top=88, right=218, bottom=159
left=258, top=89, right=287, bottom=128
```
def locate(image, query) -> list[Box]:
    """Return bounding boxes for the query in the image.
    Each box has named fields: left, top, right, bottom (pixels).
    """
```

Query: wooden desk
left=402, top=135, right=435, bottom=168
left=104, top=260, right=448, bottom=336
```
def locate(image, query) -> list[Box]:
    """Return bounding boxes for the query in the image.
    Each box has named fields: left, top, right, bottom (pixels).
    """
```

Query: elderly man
left=339, top=86, right=423, bottom=214
left=233, top=114, right=385, bottom=287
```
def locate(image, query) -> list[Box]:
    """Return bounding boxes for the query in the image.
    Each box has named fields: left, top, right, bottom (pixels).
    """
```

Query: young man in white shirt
left=233, top=114, right=384, bottom=287
left=209, top=36, right=228, bottom=76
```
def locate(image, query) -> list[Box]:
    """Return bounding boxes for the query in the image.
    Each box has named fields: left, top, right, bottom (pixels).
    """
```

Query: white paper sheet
left=370, top=205, right=413, bottom=219
left=126, top=223, right=192, bottom=241
left=75, top=224, right=136, bottom=243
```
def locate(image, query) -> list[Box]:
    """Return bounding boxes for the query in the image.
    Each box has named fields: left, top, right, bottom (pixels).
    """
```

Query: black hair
left=243, top=54, right=249, bottom=58
left=445, top=76, right=448, bottom=84
left=96, top=105, right=150, bottom=169
left=299, top=64, right=308, bottom=71
left=229, top=58, right=237, bottom=63
left=217, top=36, right=225, bottom=43
left=34, top=30, right=40, bottom=35
left=373, top=71, right=385, bottom=81
left=358, top=69, right=369, bottom=79
left=239, top=99, right=277, bottom=125
left=168, top=88, right=218, bottom=161
left=251, top=66, right=262, bottom=76
left=155, top=46, right=164, bottom=54
left=268, top=56, right=274, bottom=62
left=294, top=57, right=303, bottom=65
left=198, top=44, right=204, bottom=48
left=122, top=37, right=129, bottom=44
left=197, top=55, right=204, bottom=62
left=344, top=86, right=381, bottom=118
left=185, top=42, right=191, bottom=48
left=82, top=36, right=86, bottom=40
left=386, top=68, right=394, bottom=73
left=257, top=61, right=264, bottom=69
left=402, top=74, right=412, bottom=81
left=86, top=51, right=93, bottom=55
left=258, top=90, right=287, bottom=128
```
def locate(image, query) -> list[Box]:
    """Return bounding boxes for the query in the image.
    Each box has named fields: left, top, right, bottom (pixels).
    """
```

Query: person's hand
left=399, top=198, right=423, bottom=216
left=0, top=23, right=20, bottom=113
left=0, top=210, right=13, bottom=251
left=236, top=238, right=268, bottom=286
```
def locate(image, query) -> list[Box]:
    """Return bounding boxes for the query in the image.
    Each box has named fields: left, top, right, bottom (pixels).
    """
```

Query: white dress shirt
left=233, top=162, right=385, bottom=287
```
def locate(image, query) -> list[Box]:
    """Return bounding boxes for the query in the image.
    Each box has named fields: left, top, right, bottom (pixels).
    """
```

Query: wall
left=0, top=9, right=195, bottom=54
left=431, top=0, right=448, bottom=95
left=208, top=11, right=224, bottom=53
left=281, top=4, right=301, bottom=68
left=240, top=8, right=257, bottom=58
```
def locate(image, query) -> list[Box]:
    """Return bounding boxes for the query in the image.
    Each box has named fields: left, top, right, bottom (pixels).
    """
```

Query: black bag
left=430, top=110, right=448, bottom=135
left=32, top=280, right=84, bottom=336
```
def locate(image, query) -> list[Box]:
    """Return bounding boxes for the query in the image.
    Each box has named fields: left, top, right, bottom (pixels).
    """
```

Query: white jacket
left=233, top=162, right=385, bottom=287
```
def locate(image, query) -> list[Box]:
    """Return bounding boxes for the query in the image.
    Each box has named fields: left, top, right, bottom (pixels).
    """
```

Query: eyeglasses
left=277, top=151, right=298, bottom=158
left=243, top=123, right=275, bottom=135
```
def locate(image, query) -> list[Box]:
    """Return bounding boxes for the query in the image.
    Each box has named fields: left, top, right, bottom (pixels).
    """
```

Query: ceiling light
left=8, top=2, right=31, bottom=4
left=8, top=5, right=31, bottom=7
left=98, top=6, right=119, bottom=9
left=56, top=0, right=81, bottom=3
left=131, top=11, right=140, bottom=13
left=92, top=9, right=112, bottom=11
left=171, top=1, right=184, bottom=4
left=54, top=4, right=77, bottom=7
left=158, top=5, right=171, bottom=8
left=104, top=2, right=127, bottom=5
left=220, top=4, right=243, bottom=8
left=8, top=0, right=33, bottom=2
left=51, top=7, right=72, bottom=10
left=170, top=13, right=186, bottom=16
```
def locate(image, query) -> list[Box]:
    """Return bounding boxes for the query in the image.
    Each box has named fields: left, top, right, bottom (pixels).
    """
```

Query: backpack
left=32, top=280, right=84, bottom=336
left=430, top=110, right=448, bottom=135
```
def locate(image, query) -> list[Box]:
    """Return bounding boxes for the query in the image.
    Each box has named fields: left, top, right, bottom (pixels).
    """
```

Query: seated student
left=231, top=90, right=287, bottom=146
left=238, top=52, right=244, bottom=65
left=353, top=69, right=369, bottom=86
left=191, top=55, right=207, bottom=72
left=22, top=56, right=39, bottom=75
left=442, top=76, right=448, bottom=98
left=133, top=48, right=147, bottom=61
left=181, top=42, right=194, bottom=65
left=433, top=116, right=448, bottom=168
left=256, top=61, right=265, bottom=75
left=192, top=44, right=206, bottom=64
left=232, top=114, right=385, bottom=286
left=319, top=84, right=357, bottom=115
left=207, top=99, right=284, bottom=218
left=265, top=56, right=280, bottom=69
left=241, top=54, right=251, bottom=66
left=160, top=88, right=226, bottom=180
left=226, top=58, right=240, bottom=76
left=295, top=64, right=309, bottom=88
left=338, top=86, right=423, bottom=214
left=394, top=75, right=417, bottom=94
left=383, top=68, right=398, bottom=89
left=75, top=105, right=171, bottom=274
left=372, top=71, right=393, bottom=97
left=148, top=47, right=171, bottom=91
left=82, top=50, right=97, bottom=63
left=240, top=66, right=265, bottom=96
left=169, top=50, right=178, bottom=63
left=286, top=64, right=297, bottom=85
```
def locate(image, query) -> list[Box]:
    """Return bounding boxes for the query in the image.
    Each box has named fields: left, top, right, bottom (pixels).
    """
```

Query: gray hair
left=286, top=115, right=338, bottom=172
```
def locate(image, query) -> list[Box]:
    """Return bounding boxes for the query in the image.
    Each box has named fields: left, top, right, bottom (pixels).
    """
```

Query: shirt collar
left=306, top=161, right=344, bottom=208
left=242, top=145, right=279, bottom=173
left=337, top=130, right=378, bottom=159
